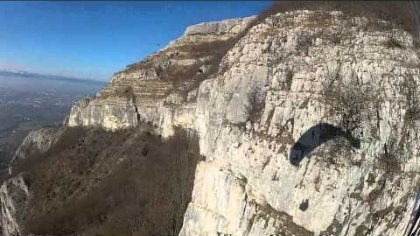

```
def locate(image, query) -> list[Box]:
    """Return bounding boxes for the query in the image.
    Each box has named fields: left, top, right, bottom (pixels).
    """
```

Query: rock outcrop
left=0, top=176, right=28, bottom=236
left=2, top=9, right=420, bottom=236
left=68, top=16, right=256, bottom=136
left=10, top=127, right=65, bottom=169
left=184, top=17, right=255, bottom=36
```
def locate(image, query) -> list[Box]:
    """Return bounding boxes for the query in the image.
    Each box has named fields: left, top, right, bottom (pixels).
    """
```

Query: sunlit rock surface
left=0, top=176, right=28, bottom=236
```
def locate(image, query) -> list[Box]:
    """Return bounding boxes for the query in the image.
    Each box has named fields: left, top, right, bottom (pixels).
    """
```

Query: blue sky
left=0, top=1, right=271, bottom=81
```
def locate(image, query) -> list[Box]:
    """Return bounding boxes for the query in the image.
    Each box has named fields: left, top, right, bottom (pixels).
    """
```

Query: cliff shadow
left=289, top=123, right=360, bottom=166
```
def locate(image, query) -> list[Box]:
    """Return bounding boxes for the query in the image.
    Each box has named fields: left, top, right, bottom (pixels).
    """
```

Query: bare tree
left=321, top=66, right=379, bottom=134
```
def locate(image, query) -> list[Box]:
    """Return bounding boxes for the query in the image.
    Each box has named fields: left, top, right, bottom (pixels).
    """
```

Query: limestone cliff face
left=68, top=16, right=255, bottom=136
left=0, top=176, right=28, bottom=236
left=3, top=10, right=420, bottom=236
left=179, top=11, right=420, bottom=236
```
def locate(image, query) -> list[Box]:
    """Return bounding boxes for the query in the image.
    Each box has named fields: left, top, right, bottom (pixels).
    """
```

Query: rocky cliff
left=1, top=7, right=420, bottom=236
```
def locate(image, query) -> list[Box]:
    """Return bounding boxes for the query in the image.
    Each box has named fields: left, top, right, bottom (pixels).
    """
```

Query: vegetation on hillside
left=14, top=126, right=201, bottom=236
left=258, top=1, right=418, bottom=36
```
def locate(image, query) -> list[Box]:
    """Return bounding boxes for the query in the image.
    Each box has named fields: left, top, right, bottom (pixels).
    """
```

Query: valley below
left=0, top=73, right=104, bottom=173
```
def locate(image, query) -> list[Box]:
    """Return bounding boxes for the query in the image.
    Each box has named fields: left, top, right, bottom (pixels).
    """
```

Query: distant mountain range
left=0, top=70, right=106, bottom=85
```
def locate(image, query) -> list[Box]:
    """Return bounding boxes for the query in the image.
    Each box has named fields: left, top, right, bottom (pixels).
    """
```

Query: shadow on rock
left=289, top=123, right=360, bottom=166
